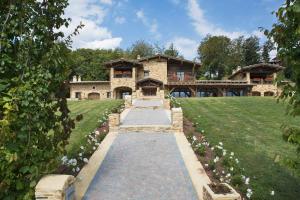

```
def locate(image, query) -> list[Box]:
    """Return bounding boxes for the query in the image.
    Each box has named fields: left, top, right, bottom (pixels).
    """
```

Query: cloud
left=115, top=16, right=126, bottom=24
left=187, top=0, right=265, bottom=39
left=168, top=37, right=199, bottom=59
left=169, top=0, right=180, bottom=5
left=100, top=0, right=113, bottom=5
left=80, top=38, right=123, bottom=49
left=63, top=0, right=122, bottom=49
left=136, top=9, right=161, bottom=40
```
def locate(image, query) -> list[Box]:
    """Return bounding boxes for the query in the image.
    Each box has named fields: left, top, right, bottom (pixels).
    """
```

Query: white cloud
left=80, top=38, right=123, bottom=49
left=168, top=37, right=199, bottom=59
left=62, top=0, right=122, bottom=49
left=115, top=16, right=126, bottom=24
left=170, top=0, right=180, bottom=5
left=136, top=9, right=161, bottom=40
left=100, top=0, right=113, bottom=5
left=187, top=0, right=265, bottom=39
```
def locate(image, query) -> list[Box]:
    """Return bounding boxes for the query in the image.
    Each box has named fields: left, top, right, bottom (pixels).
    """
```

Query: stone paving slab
left=121, top=108, right=171, bottom=126
left=83, top=133, right=198, bottom=200
left=133, top=99, right=163, bottom=107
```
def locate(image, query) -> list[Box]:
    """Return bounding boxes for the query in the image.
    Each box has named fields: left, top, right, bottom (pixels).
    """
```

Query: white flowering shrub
left=186, top=130, right=272, bottom=199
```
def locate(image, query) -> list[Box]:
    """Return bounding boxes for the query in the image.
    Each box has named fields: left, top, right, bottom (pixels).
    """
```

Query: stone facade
left=69, top=57, right=284, bottom=99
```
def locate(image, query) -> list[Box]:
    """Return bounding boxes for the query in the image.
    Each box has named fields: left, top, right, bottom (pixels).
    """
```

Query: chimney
left=78, top=76, right=81, bottom=82
left=137, top=55, right=141, bottom=60
left=72, top=75, right=77, bottom=82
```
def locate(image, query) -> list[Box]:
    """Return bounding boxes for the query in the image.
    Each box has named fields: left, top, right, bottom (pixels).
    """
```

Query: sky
left=63, top=0, right=284, bottom=59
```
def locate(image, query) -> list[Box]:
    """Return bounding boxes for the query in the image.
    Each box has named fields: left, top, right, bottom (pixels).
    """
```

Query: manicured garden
left=66, top=100, right=123, bottom=156
left=179, top=97, right=300, bottom=200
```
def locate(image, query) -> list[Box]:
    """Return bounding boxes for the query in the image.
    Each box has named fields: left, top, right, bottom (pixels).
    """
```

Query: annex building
left=69, top=54, right=284, bottom=100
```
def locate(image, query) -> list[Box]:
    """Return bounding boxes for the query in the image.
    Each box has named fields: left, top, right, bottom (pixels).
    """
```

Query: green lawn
left=67, top=99, right=123, bottom=156
left=179, top=97, right=300, bottom=200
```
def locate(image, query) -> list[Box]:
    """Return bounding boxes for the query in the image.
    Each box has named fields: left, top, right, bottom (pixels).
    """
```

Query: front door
left=142, top=88, right=157, bottom=96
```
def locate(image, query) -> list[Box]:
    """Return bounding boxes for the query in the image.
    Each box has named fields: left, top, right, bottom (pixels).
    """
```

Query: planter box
left=203, top=183, right=241, bottom=200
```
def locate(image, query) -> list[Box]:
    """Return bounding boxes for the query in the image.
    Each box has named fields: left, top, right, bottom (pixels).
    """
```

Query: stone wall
left=252, top=84, right=281, bottom=96
left=141, top=60, right=168, bottom=84
left=70, top=82, right=110, bottom=99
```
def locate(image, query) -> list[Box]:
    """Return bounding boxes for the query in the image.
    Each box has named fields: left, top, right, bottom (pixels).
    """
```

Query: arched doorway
left=88, top=92, right=100, bottom=100
left=264, top=91, right=274, bottom=96
left=252, top=91, right=261, bottom=96
left=114, top=87, right=132, bottom=99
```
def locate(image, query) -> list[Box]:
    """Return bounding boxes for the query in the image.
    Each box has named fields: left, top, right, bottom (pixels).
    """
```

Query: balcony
left=251, top=78, right=274, bottom=85
left=167, top=72, right=195, bottom=82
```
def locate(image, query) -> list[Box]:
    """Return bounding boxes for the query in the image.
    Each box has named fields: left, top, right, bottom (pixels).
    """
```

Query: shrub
left=196, top=145, right=206, bottom=156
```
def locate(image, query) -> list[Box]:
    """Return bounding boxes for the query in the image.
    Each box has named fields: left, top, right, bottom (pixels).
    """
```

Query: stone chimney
left=78, top=76, right=81, bottom=82
left=72, top=75, right=77, bottom=82
left=137, top=55, right=141, bottom=60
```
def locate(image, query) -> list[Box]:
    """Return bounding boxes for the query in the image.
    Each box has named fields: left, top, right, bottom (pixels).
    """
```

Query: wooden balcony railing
left=167, top=72, right=195, bottom=82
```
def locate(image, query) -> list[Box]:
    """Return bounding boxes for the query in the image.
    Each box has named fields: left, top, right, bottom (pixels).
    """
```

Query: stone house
left=69, top=55, right=284, bottom=100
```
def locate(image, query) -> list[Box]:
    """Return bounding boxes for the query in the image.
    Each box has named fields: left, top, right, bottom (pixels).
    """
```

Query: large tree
left=129, top=40, right=155, bottom=59
left=0, top=1, right=77, bottom=198
left=198, top=35, right=231, bottom=79
left=261, top=40, right=275, bottom=63
left=266, top=0, right=300, bottom=154
left=242, top=36, right=261, bottom=65
left=227, top=36, right=246, bottom=74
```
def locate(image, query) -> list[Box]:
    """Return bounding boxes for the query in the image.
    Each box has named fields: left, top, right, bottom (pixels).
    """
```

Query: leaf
left=30, top=180, right=36, bottom=188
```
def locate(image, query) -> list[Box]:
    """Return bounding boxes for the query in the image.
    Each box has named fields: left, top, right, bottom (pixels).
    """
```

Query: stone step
left=119, top=125, right=173, bottom=133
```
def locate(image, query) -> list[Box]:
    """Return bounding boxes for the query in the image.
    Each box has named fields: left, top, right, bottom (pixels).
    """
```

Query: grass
left=178, top=97, right=300, bottom=200
left=66, top=99, right=123, bottom=156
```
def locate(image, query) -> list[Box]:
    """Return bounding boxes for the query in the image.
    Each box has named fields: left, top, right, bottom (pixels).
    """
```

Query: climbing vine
left=0, top=1, right=81, bottom=199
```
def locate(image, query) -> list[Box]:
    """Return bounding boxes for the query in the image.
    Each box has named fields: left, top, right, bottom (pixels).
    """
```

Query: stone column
left=246, top=72, right=251, bottom=84
left=109, top=113, right=120, bottom=132
left=172, top=107, right=183, bottom=133
left=124, top=95, right=132, bottom=109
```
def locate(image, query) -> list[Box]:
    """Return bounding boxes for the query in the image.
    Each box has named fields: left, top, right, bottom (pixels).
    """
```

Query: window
left=107, top=92, right=111, bottom=98
left=114, top=69, right=132, bottom=78
left=92, top=86, right=96, bottom=89
left=75, top=92, right=81, bottom=98
left=144, top=70, right=149, bottom=77
left=176, top=71, right=185, bottom=81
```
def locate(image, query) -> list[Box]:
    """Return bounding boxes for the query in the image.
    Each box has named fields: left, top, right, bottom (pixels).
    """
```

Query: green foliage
left=0, top=1, right=79, bottom=199
left=70, top=48, right=125, bottom=81
left=129, top=40, right=155, bottom=59
left=261, top=40, right=275, bottom=63
left=266, top=0, right=300, bottom=155
left=195, top=144, right=206, bottom=156
left=198, top=35, right=231, bottom=79
left=164, top=43, right=180, bottom=57
left=242, top=36, right=261, bottom=65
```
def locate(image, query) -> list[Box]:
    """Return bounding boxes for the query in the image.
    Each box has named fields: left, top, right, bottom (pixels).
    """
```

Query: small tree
left=164, top=43, right=180, bottom=57
left=266, top=0, right=300, bottom=155
left=243, top=36, right=261, bottom=65
left=129, top=40, right=155, bottom=59
left=0, top=1, right=79, bottom=198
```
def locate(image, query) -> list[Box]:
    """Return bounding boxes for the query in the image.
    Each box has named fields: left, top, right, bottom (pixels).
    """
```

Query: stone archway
left=264, top=91, right=274, bottom=96
left=252, top=91, right=261, bottom=96
left=88, top=92, right=100, bottom=100
left=114, top=87, right=132, bottom=99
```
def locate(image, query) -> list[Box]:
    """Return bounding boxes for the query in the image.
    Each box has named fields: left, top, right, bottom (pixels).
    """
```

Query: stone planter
left=203, top=183, right=241, bottom=200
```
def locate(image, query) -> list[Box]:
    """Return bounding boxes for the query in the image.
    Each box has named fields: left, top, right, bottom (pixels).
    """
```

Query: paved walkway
left=83, top=133, right=198, bottom=200
left=83, top=99, right=198, bottom=200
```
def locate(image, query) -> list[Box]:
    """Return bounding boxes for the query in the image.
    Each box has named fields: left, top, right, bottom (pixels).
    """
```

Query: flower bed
left=57, top=105, right=124, bottom=176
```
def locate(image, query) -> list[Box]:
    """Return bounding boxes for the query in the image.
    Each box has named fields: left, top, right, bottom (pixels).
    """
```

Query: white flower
left=220, top=177, right=224, bottom=182
left=219, top=142, right=223, bottom=146
left=222, top=170, right=225, bottom=174
left=76, top=167, right=80, bottom=172
left=193, top=136, right=197, bottom=141
left=201, top=130, right=205, bottom=133
left=83, top=158, right=89, bottom=163
left=222, top=151, right=227, bottom=156
left=211, top=147, right=215, bottom=150
left=213, top=156, right=219, bottom=163
left=230, top=167, right=234, bottom=171
left=270, top=190, right=275, bottom=196
left=61, top=156, right=68, bottom=165
left=93, top=146, right=96, bottom=150
left=226, top=173, right=231, bottom=177
left=230, top=152, right=234, bottom=156
left=95, top=130, right=100, bottom=135
left=80, top=146, right=84, bottom=150
left=235, top=158, right=239, bottom=163
left=245, top=177, right=250, bottom=185
left=78, top=153, right=83, bottom=157
left=204, top=164, right=208, bottom=167
left=213, top=169, right=216, bottom=173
